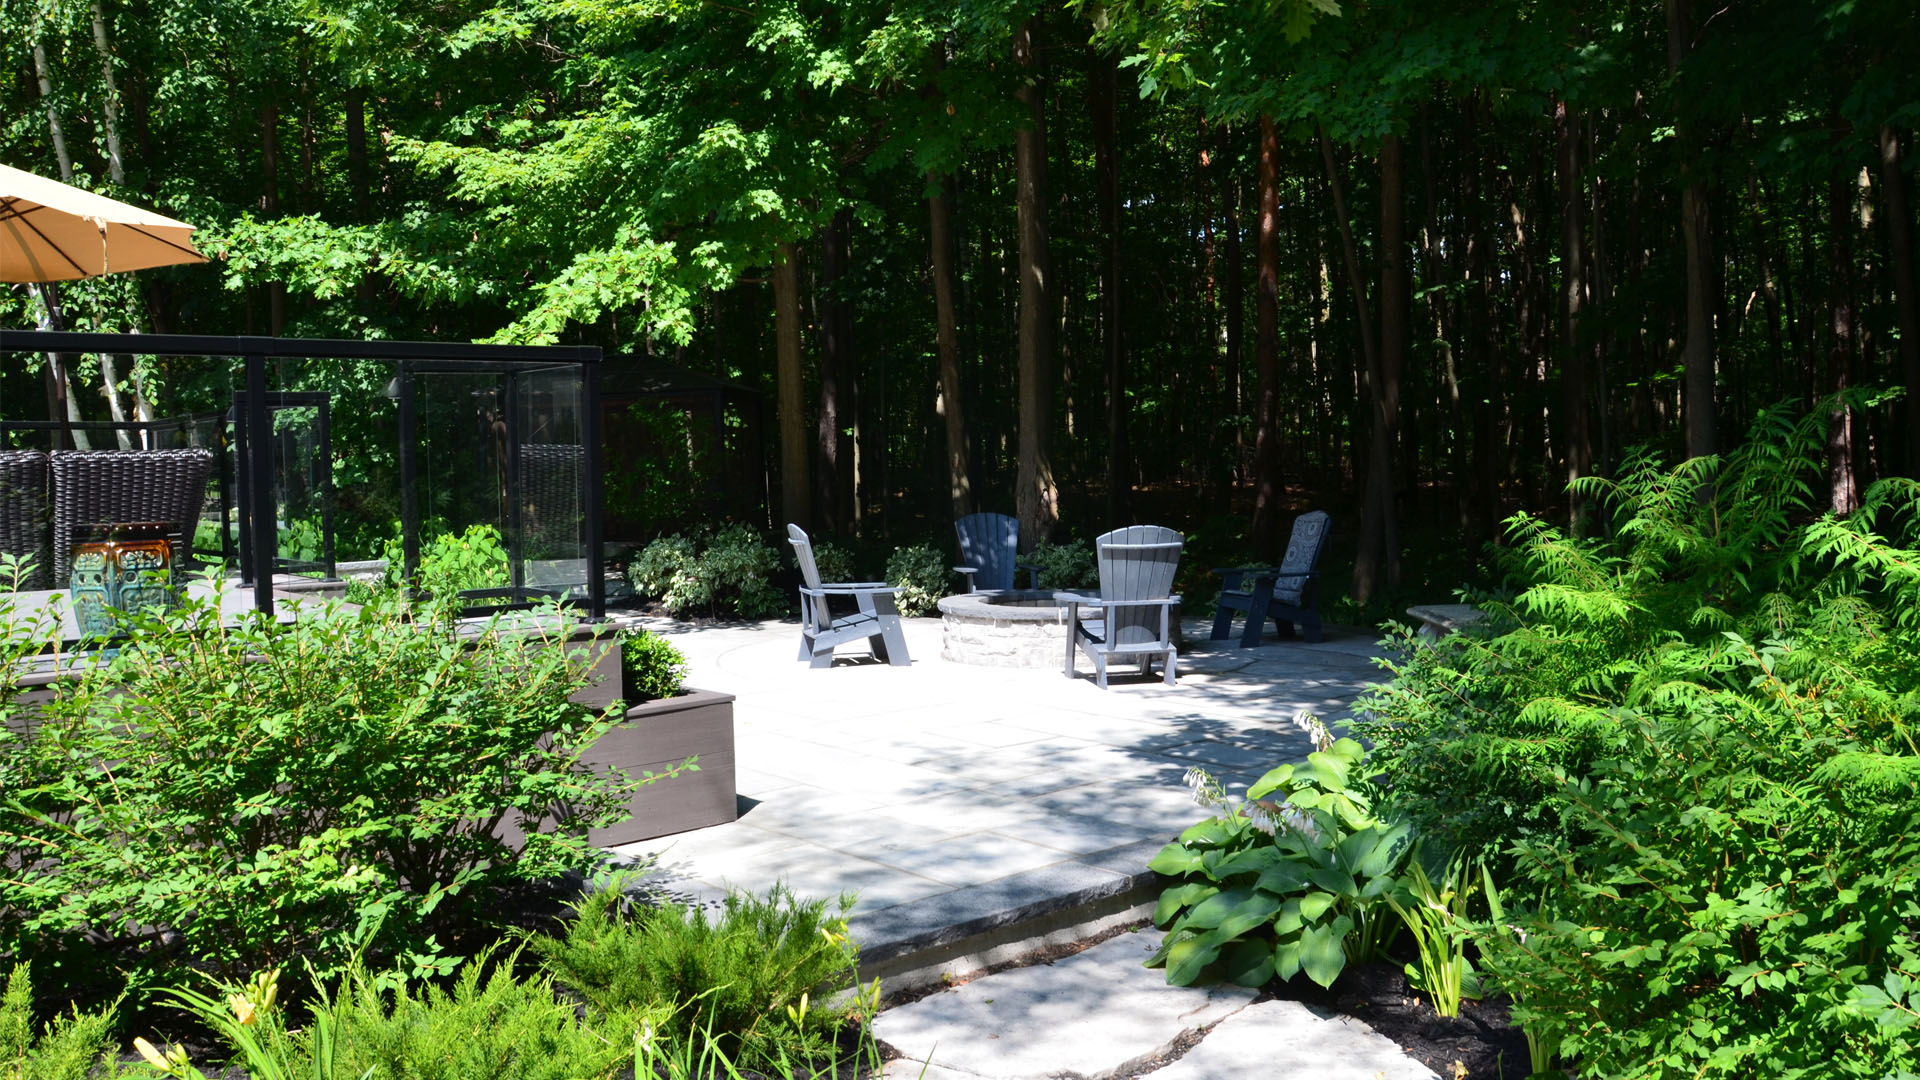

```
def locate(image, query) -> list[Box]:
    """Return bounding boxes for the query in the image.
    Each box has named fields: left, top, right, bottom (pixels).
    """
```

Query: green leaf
left=1299, top=915, right=1355, bottom=988
left=1148, top=842, right=1204, bottom=876
left=1153, top=882, right=1219, bottom=926
left=1255, top=860, right=1314, bottom=895
left=1164, top=932, right=1225, bottom=986
left=1247, top=765, right=1296, bottom=801
left=1221, top=939, right=1276, bottom=987
left=1305, top=864, right=1358, bottom=896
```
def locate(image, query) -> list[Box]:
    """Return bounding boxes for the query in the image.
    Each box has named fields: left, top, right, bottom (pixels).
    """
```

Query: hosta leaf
left=1299, top=890, right=1336, bottom=921
left=1273, top=897, right=1305, bottom=935
left=1305, top=749, right=1351, bottom=787
left=1148, top=842, right=1204, bottom=876
left=1153, top=882, right=1218, bottom=925
left=1274, top=937, right=1302, bottom=982
left=1212, top=845, right=1285, bottom=879
left=1255, top=860, right=1313, bottom=895
left=1221, top=939, right=1276, bottom=987
left=1183, top=887, right=1280, bottom=935
left=1247, top=765, right=1296, bottom=800
left=1305, top=863, right=1358, bottom=896
left=1164, top=931, right=1224, bottom=985
left=1299, top=915, right=1354, bottom=988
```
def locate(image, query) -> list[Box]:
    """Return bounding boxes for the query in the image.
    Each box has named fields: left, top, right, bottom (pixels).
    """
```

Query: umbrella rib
left=0, top=197, right=92, bottom=278
left=123, top=222, right=206, bottom=261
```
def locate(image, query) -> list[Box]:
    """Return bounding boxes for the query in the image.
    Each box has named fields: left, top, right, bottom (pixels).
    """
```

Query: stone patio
left=608, top=612, right=1389, bottom=987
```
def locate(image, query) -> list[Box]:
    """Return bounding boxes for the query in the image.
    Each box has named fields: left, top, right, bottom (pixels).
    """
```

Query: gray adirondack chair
left=1210, top=510, right=1330, bottom=646
left=1058, top=525, right=1183, bottom=688
left=787, top=523, right=911, bottom=668
left=952, top=512, right=1041, bottom=592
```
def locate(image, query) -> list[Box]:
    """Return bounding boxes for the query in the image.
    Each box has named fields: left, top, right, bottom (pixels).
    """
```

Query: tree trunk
left=32, top=37, right=75, bottom=181
left=1372, top=133, right=1407, bottom=592
left=774, top=243, right=811, bottom=529
left=1250, top=115, right=1285, bottom=557
left=346, top=89, right=370, bottom=222
left=1827, top=154, right=1859, bottom=513
left=1091, top=46, right=1129, bottom=526
left=930, top=172, right=973, bottom=518
left=1220, top=123, right=1245, bottom=496
left=1556, top=98, right=1593, bottom=531
left=1882, top=126, right=1920, bottom=476
left=1317, top=127, right=1388, bottom=601
left=90, top=0, right=125, bottom=184
left=1666, top=0, right=1717, bottom=461
left=816, top=210, right=854, bottom=535
left=260, top=99, right=287, bottom=335
left=1013, top=17, right=1057, bottom=549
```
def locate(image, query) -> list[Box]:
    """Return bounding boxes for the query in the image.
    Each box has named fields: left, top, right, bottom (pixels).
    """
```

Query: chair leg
left=1164, top=648, right=1177, bottom=686
left=876, top=619, right=911, bottom=666
left=1093, top=652, right=1108, bottom=689
left=1210, top=603, right=1236, bottom=641
left=1300, top=612, right=1324, bottom=644
left=1239, top=593, right=1271, bottom=648
left=809, top=647, right=834, bottom=669
left=798, top=633, right=814, bottom=662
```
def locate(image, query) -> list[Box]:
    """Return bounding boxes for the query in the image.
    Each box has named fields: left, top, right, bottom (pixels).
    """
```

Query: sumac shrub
left=1, top=591, right=633, bottom=987
left=884, top=544, right=949, bottom=617
left=630, top=525, right=783, bottom=619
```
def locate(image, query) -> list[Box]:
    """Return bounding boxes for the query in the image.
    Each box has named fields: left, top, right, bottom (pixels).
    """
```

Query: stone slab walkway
left=609, top=612, right=1389, bottom=983
left=872, top=929, right=1437, bottom=1080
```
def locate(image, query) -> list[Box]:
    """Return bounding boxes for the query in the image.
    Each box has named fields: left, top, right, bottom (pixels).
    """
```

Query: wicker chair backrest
left=50, top=449, right=214, bottom=586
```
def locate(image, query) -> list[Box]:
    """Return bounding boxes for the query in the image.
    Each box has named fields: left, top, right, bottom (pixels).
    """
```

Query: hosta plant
left=1146, top=727, right=1413, bottom=989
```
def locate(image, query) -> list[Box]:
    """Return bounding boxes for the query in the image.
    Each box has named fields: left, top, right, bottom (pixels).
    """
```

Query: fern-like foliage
left=1358, top=401, right=1920, bottom=1075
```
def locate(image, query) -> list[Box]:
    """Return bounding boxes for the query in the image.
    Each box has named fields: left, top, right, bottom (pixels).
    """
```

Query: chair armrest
left=1017, top=560, right=1043, bottom=589
left=1051, top=591, right=1102, bottom=605
left=953, top=565, right=979, bottom=575
left=800, top=584, right=900, bottom=597
left=1054, top=593, right=1180, bottom=609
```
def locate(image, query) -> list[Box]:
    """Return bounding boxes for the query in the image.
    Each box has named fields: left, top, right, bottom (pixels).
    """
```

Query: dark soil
left=1261, top=961, right=1529, bottom=1080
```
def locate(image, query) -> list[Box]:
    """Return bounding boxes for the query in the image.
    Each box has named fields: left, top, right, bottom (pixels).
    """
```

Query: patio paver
left=608, top=612, right=1390, bottom=982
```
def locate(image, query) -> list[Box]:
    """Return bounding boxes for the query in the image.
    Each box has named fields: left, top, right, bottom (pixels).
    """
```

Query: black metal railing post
left=244, top=353, right=274, bottom=616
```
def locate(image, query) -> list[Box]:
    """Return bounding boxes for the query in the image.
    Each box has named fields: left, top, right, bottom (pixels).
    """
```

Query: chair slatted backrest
left=787, top=522, right=825, bottom=592
left=50, top=449, right=213, bottom=587
left=1096, top=525, right=1183, bottom=648
left=1274, top=511, right=1331, bottom=605
left=954, top=512, right=1019, bottom=592
left=0, top=450, right=50, bottom=590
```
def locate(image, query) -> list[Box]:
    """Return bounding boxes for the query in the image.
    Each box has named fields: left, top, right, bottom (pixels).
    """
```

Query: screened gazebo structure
left=0, top=330, right=605, bottom=623
left=598, top=356, right=765, bottom=542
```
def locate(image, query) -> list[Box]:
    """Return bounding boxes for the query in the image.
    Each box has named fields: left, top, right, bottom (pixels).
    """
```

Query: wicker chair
left=520, top=443, right=585, bottom=558
left=0, top=450, right=51, bottom=590
left=49, top=449, right=214, bottom=587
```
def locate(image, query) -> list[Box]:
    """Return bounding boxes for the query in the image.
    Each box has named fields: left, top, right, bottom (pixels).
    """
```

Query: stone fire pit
left=937, top=590, right=1071, bottom=668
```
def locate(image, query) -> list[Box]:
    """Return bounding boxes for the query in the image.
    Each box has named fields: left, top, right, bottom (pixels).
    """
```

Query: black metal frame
left=0, top=330, right=605, bottom=620
left=229, top=391, right=335, bottom=582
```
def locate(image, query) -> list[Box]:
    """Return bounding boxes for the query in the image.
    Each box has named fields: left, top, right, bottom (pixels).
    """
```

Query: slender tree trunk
left=930, top=172, right=973, bottom=518
left=1091, top=46, right=1128, bottom=526
left=347, top=89, right=370, bottom=222
left=1317, top=127, right=1388, bottom=600
left=260, top=99, right=287, bottom=335
left=32, top=37, right=74, bottom=181
left=1881, top=126, right=1920, bottom=476
left=775, top=244, right=811, bottom=528
left=816, top=210, right=854, bottom=534
left=1250, top=115, right=1285, bottom=556
left=1666, top=0, right=1717, bottom=461
left=1372, top=133, right=1407, bottom=591
left=30, top=34, right=89, bottom=451
left=1827, top=154, right=1859, bottom=512
left=90, top=0, right=125, bottom=184
left=1013, top=17, right=1057, bottom=549
left=1556, top=98, right=1593, bottom=531
left=1220, top=123, right=1245, bottom=495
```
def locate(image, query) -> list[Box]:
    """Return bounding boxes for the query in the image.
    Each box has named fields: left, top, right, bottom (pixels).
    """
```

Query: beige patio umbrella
left=0, top=162, right=206, bottom=283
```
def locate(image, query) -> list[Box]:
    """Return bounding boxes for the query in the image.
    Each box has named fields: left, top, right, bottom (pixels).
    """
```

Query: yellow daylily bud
left=134, top=1036, right=171, bottom=1070
left=228, top=992, right=257, bottom=1026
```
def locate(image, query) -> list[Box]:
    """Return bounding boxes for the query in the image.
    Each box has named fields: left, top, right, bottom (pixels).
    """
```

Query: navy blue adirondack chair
left=952, top=512, right=1041, bottom=592
left=1209, top=510, right=1330, bottom=646
left=788, top=523, right=911, bottom=668
left=1058, top=525, right=1183, bottom=688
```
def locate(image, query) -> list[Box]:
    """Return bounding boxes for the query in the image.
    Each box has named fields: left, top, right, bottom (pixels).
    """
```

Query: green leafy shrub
left=1146, top=727, right=1412, bottom=989
left=630, top=525, right=783, bottom=619
left=1358, top=404, right=1920, bottom=1075
left=810, top=539, right=857, bottom=585
left=884, top=544, right=949, bottom=617
left=530, top=884, right=870, bottom=1072
left=1025, top=538, right=1095, bottom=590
left=0, top=964, right=125, bottom=1080
left=621, top=630, right=689, bottom=701
left=1, top=591, right=633, bottom=987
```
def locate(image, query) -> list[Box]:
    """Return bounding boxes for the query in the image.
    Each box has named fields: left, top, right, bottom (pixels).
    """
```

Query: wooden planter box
left=580, top=686, right=738, bottom=845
